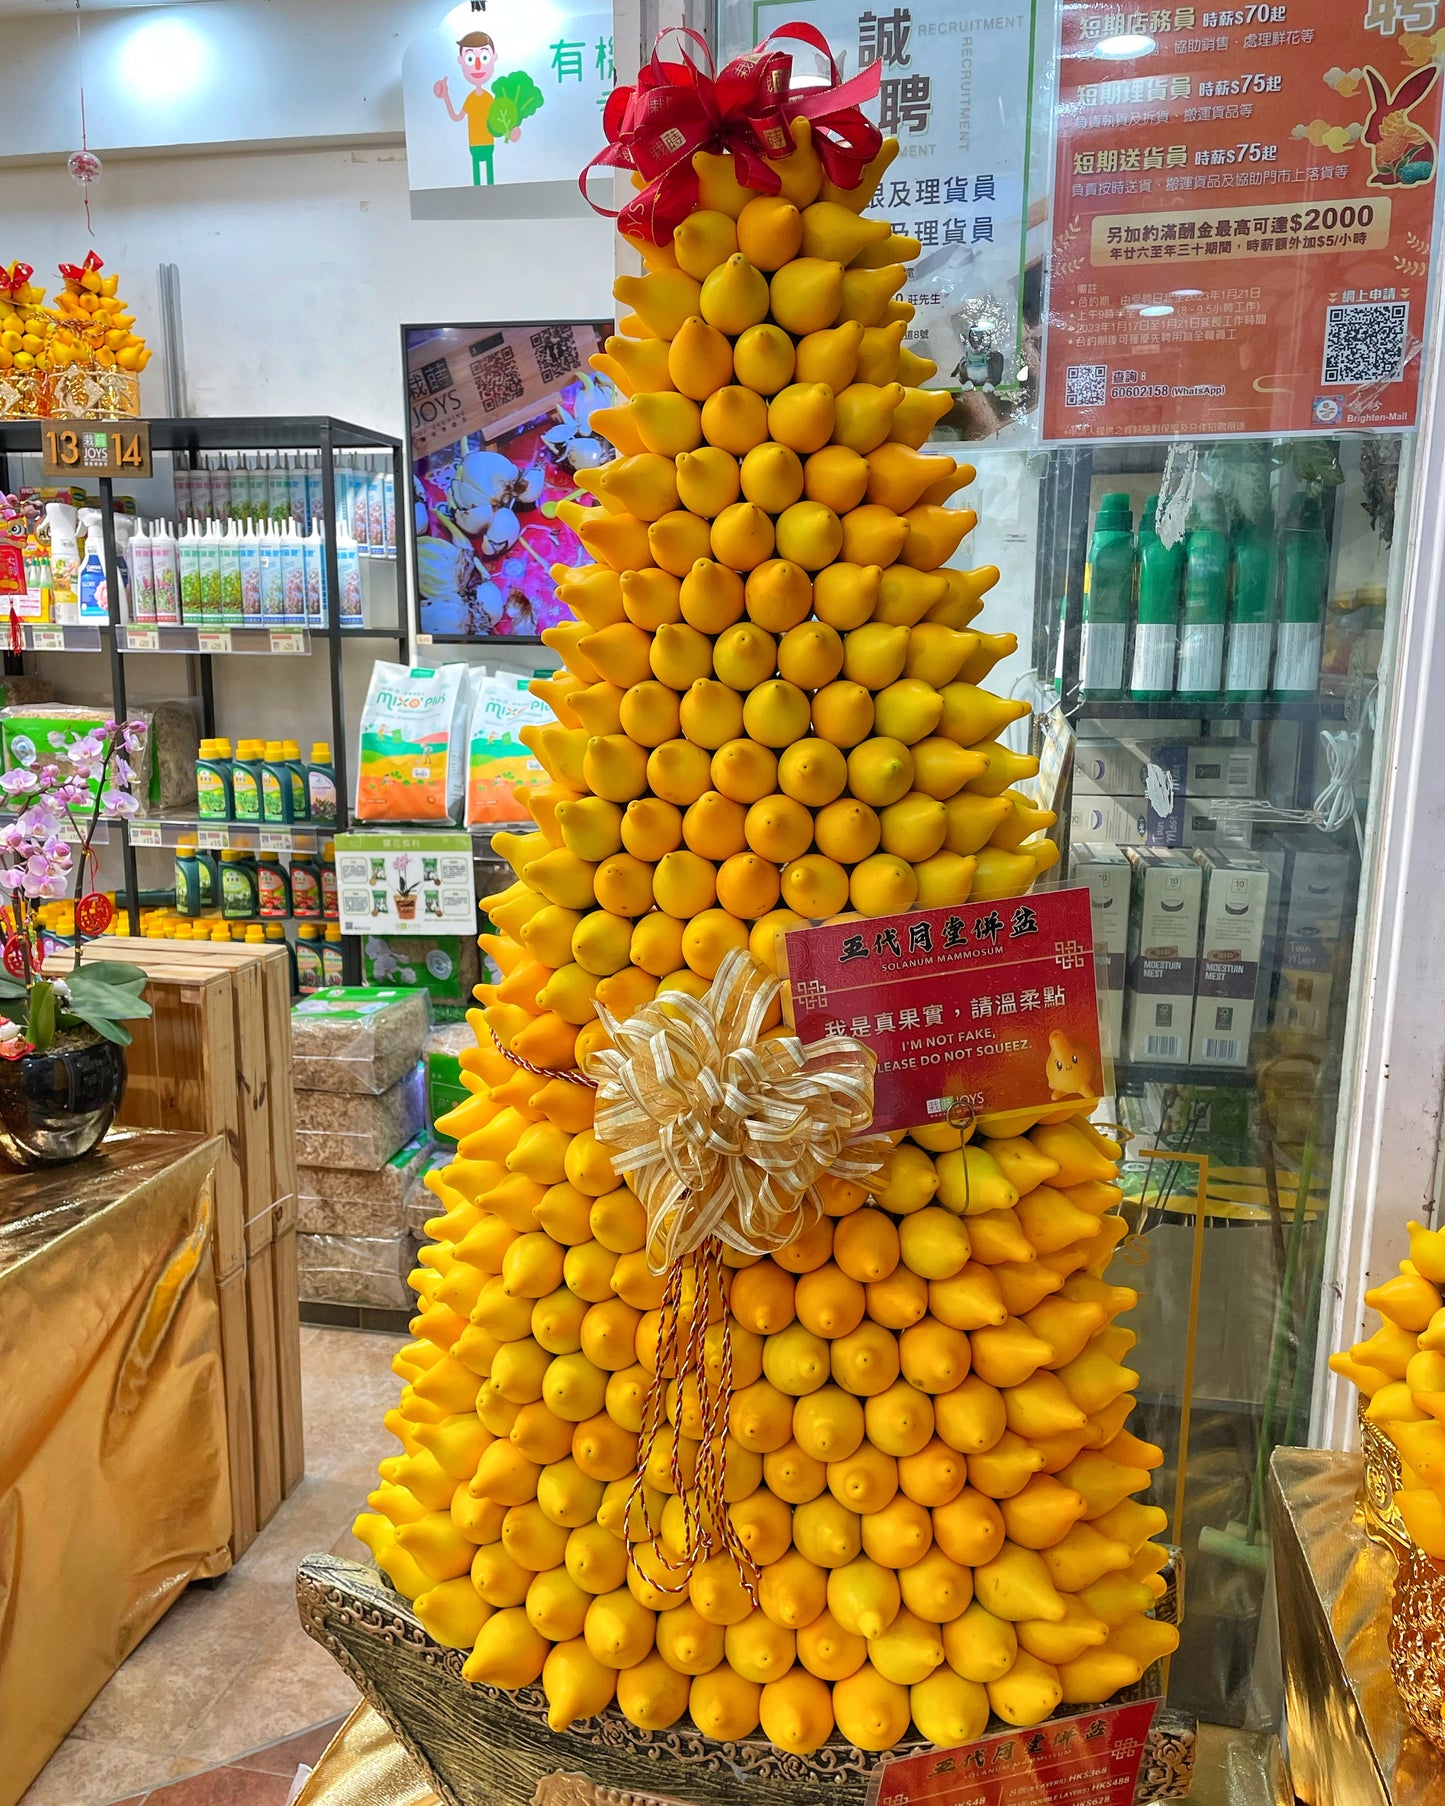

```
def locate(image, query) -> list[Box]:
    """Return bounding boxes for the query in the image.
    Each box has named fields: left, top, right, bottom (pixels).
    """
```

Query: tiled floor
left=20, top=1326, right=401, bottom=1806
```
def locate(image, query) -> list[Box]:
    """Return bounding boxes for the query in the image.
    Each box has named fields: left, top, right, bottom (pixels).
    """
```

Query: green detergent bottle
left=175, top=840, right=202, bottom=916
left=296, top=923, right=325, bottom=994
left=1273, top=493, right=1329, bottom=698
left=220, top=849, right=259, bottom=920
left=1176, top=496, right=1229, bottom=700
left=231, top=739, right=265, bottom=823
left=1226, top=507, right=1278, bottom=701
left=282, top=739, right=309, bottom=821
left=261, top=740, right=294, bottom=824
left=195, top=738, right=234, bottom=821
left=1129, top=495, right=1183, bottom=700
left=1080, top=492, right=1134, bottom=700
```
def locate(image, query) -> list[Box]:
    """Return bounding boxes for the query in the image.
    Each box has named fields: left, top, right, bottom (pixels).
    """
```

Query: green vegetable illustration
left=488, top=71, right=545, bottom=138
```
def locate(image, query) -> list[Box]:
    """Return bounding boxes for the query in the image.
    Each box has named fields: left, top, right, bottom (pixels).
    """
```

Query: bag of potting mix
left=355, top=662, right=468, bottom=823
left=464, top=666, right=550, bottom=826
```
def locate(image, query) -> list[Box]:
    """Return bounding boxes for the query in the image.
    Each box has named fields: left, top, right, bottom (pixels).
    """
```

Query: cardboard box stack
left=1069, top=842, right=1130, bottom=1059
left=291, top=988, right=431, bottom=1309
left=1072, top=735, right=1259, bottom=848
left=1123, top=847, right=1205, bottom=1063
left=83, top=936, right=301, bottom=1560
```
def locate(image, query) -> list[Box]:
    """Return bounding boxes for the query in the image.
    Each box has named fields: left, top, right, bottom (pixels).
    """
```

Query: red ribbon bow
left=0, top=264, right=33, bottom=299
left=581, top=23, right=883, bottom=246
left=59, top=250, right=104, bottom=285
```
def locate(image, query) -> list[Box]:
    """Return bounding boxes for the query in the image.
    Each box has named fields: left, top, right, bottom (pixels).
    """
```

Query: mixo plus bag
left=355, top=662, right=467, bottom=823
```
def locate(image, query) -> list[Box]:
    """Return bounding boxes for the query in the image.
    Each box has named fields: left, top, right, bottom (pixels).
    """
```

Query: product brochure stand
left=295, top=1553, right=1197, bottom=1806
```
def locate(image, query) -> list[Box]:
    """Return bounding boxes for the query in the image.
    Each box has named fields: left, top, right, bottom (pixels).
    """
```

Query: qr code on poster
left=1065, top=363, right=1107, bottom=407
left=530, top=324, right=580, bottom=386
left=471, top=343, right=524, bottom=412
left=1322, top=301, right=1409, bottom=385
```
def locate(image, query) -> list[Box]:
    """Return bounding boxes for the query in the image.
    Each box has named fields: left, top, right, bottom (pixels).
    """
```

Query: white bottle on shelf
left=130, top=521, right=156, bottom=625
left=280, top=522, right=305, bottom=626
left=302, top=527, right=324, bottom=626
left=151, top=519, right=181, bottom=625
left=259, top=522, right=285, bottom=624
left=238, top=520, right=262, bottom=624
left=335, top=519, right=364, bottom=627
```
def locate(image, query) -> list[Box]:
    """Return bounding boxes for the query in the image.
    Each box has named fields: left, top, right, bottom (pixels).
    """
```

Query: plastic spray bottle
left=151, top=519, right=181, bottom=625
left=45, top=502, right=81, bottom=623
left=1273, top=493, right=1330, bottom=699
left=178, top=521, right=203, bottom=625
left=130, top=521, right=156, bottom=626
left=1225, top=505, right=1278, bottom=701
left=1176, top=496, right=1230, bottom=699
left=220, top=522, right=245, bottom=628
left=1129, top=494, right=1182, bottom=700
left=1079, top=492, right=1133, bottom=699
left=336, top=519, right=364, bottom=627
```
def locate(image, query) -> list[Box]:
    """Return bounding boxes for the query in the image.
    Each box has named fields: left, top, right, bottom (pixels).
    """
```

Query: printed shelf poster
left=782, top=888, right=1102, bottom=1135
left=1043, top=0, right=1444, bottom=440
left=748, top=0, right=1039, bottom=442
left=403, top=1, right=615, bottom=196
left=405, top=320, right=617, bottom=639
left=333, top=831, right=476, bottom=937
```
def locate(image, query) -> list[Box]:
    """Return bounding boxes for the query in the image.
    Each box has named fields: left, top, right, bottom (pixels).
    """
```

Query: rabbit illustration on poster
left=1363, top=63, right=1439, bottom=187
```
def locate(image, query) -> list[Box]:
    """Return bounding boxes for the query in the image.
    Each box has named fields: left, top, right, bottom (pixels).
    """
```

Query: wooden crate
left=76, top=938, right=303, bottom=1557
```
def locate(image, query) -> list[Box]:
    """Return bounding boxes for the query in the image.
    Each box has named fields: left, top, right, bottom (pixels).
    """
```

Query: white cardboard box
left=1069, top=792, right=1253, bottom=849
left=1069, top=843, right=1130, bottom=1058
left=1189, top=849, right=1272, bottom=1065
left=1074, top=737, right=1258, bottom=800
left=1124, top=848, right=1203, bottom=1064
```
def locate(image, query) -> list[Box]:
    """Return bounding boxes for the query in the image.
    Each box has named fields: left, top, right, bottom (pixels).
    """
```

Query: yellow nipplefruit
left=366, top=128, right=1171, bottom=1759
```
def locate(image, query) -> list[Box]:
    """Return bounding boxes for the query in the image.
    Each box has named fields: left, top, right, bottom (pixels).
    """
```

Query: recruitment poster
left=752, top=0, right=1037, bottom=441
left=1043, top=0, right=1444, bottom=440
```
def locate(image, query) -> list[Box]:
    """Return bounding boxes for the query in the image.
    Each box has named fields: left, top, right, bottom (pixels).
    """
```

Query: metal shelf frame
left=0, top=416, right=408, bottom=980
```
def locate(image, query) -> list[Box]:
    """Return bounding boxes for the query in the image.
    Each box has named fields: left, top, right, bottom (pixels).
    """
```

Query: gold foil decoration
left=583, top=948, right=887, bottom=1602
left=1390, top=1536, right=1445, bottom=1756
left=584, top=947, right=886, bottom=1271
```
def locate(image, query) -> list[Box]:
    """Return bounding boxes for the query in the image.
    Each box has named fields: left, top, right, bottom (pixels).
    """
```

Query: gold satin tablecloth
left=1270, top=1447, right=1445, bottom=1806
left=0, top=1129, right=233, bottom=1806
left=296, top=1707, right=440, bottom=1806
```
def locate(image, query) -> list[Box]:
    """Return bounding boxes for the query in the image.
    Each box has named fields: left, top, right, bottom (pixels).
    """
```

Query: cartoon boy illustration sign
left=434, top=30, right=543, bottom=185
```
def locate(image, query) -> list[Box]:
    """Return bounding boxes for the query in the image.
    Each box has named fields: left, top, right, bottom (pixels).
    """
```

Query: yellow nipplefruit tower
left=47, top=256, right=151, bottom=373
left=358, top=122, right=1178, bottom=1753
left=1332, top=1220, right=1445, bottom=1556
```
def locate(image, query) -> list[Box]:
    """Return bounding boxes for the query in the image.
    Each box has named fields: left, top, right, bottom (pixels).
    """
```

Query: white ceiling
left=0, top=0, right=201, bottom=15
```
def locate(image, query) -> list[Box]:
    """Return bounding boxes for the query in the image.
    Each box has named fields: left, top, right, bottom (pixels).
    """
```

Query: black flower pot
left=0, top=1034, right=127, bottom=1168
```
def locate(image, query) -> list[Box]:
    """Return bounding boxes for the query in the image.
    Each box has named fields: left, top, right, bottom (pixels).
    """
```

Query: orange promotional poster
left=1043, top=0, right=1444, bottom=440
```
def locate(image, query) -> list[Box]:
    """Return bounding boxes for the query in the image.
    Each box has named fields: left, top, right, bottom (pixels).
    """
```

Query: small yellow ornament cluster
left=1331, top=1220, right=1445, bottom=1557
left=0, top=263, right=54, bottom=375
left=0, top=257, right=151, bottom=376
left=47, top=260, right=151, bottom=373
left=356, top=122, right=1178, bottom=1755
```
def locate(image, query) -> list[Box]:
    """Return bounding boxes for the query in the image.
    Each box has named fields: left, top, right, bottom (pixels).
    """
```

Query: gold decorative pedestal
left=296, top=1555, right=1196, bottom=1806
left=0, top=366, right=141, bottom=419
left=1270, top=1448, right=1445, bottom=1805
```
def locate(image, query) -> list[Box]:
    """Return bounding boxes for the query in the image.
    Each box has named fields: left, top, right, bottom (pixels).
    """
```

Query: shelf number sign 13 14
left=41, top=421, right=152, bottom=481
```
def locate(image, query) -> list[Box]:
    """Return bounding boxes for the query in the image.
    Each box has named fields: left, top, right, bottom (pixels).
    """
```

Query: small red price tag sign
left=868, top=1700, right=1159, bottom=1806
left=782, top=888, right=1102, bottom=1135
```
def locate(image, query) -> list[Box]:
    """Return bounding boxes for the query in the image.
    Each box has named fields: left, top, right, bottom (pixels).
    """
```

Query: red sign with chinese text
left=870, top=1701, right=1160, bottom=1806
left=1042, top=0, right=1443, bottom=440
left=781, top=889, right=1102, bottom=1136
left=0, top=544, right=24, bottom=597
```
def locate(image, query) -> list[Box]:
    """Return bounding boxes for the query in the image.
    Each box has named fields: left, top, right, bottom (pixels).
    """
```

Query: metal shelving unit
left=0, top=415, right=407, bottom=979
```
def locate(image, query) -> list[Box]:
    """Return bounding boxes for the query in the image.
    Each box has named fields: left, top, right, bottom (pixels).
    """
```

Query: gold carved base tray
left=296, top=1556, right=1196, bottom=1805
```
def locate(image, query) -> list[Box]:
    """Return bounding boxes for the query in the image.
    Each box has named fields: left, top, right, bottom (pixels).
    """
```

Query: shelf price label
left=128, top=823, right=162, bottom=847
left=28, top=627, right=66, bottom=652
left=41, top=420, right=152, bottom=481
left=125, top=627, right=160, bottom=652
left=269, top=629, right=305, bottom=656
left=198, top=825, right=229, bottom=849
left=196, top=629, right=231, bottom=655
left=259, top=830, right=293, bottom=852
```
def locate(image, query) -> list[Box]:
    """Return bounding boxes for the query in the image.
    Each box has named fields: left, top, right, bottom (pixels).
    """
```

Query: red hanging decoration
left=580, top=22, right=883, bottom=246
left=8, top=603, right=21, bottom=659
left=2, top=934, right=27, bottom=980
left=75, top=891, right=114, bottom=938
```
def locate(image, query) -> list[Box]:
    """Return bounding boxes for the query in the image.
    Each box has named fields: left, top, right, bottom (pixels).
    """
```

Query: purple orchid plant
left=0, top=719, right=152, bottom=1058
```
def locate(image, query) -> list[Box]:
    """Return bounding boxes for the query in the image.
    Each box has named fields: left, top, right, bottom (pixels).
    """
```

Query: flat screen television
left=403, top=319, right=617, bottom=641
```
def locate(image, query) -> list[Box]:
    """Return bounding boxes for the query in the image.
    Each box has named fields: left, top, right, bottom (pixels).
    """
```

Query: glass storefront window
left=715, top=0, right=1436, bottom=1752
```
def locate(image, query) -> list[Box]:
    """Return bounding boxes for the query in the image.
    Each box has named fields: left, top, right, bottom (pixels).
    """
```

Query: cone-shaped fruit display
left=363, top=119, right=1177, bottom=1752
